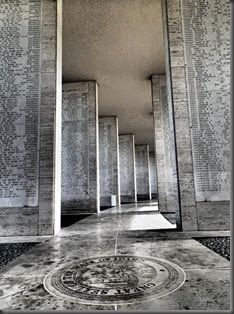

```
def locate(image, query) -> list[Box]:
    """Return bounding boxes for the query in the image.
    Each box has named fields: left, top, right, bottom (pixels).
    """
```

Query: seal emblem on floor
left=44, top=255, right=185, bottom=304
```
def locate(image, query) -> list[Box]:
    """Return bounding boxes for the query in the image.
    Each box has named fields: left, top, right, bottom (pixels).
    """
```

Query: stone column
left=162, top=0, right=230, bottom=230
left=151, top=75, right=167, bottom=212
left=62, top=81, right=99, bottom=214
left=99, top=117, right=120, bottom=208
left=0, top=0, right=62, bottom=236
left=135, top=145, right=151, bottom=201
left=149, top=152, right=158, bottom=200
left=151, top=75, right=180, bottom=216
left=119, top=135, right=137, bottom=203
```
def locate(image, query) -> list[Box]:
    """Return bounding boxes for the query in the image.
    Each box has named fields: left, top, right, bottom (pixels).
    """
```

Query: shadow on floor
left=61, top=214, right=91, bottom=228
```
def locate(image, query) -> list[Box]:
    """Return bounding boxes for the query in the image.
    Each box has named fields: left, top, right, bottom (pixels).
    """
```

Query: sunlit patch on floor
left=44, top=255, right=185, bottom=305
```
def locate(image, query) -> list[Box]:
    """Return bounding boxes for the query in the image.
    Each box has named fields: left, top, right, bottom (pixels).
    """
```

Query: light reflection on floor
left=113, top=200, right=176, bottom=231
left=0, top=201, right=230, bottom=311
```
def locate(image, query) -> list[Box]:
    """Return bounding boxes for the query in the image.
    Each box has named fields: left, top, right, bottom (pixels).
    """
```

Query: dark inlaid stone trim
left=0, top=242, right=39, bottom=270
left=194, top=237, right=230, bottom=261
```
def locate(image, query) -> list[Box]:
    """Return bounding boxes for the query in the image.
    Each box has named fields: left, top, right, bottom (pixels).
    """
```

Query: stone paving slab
left=115, top=268, right=230, bottom=311
left=0, top=201, right=230, bottom=311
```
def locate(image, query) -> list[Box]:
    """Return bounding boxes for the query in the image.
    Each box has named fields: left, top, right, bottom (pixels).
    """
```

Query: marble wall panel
left=196, top=201, right=230, bottom=231
left=62, top=81, right=99, bottom=214
left=0, top=0, right=62, bottom=236
left=163, top=0, right=230, bottom=230
left=0, top=208, right=38, bottom=236
left=181, top=0, right=230, bottom=203
left=149, top=153, right=157, bottom=198
left=0, top=0, right=41, bottom=208
left=119, top=135, right=137, bottom=203
left=135, top=145, right=151, bottom=200
left=99, top=117, right=120, bottom=207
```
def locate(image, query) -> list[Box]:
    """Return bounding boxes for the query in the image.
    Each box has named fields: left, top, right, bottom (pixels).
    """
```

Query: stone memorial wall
left=149, top=152, right=157, bottom=198
left=164, top=0, right=230, bottom=230
left=62, top=82, right=99, bottom=214
left=0, top=0, right=62, bottom=236
left=182, top=0, right=230, bottom=202
left=135, top=145, right=151, bottom=200
left=0, top=0, right=41, bottom=208
left=119, top=135, right=137, bottom=203
left=99, top=117, right=120, bottom=207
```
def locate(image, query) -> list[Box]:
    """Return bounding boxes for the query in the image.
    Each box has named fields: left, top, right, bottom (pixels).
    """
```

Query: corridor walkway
left=0, top=202, right=230, bottom=311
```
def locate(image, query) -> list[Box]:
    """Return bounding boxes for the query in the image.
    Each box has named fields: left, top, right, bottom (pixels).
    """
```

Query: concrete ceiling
left=62, top=0, right=165, bottom=152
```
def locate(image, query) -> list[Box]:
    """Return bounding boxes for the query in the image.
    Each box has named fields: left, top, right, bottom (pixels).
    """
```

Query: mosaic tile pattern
left=0, top=243, right=39, bottom=270
left=194, top=237, right=230, bottom=261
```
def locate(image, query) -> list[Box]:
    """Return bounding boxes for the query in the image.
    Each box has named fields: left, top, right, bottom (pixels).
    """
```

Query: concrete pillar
left=149, top=152, right=158, bottom=200
left=99, top=117, right=120, bottom=208
left=151, top=75, right=180, bottom=215
left=162, top=0, right=230, bottom=230
left=151, top=75, right=167, bottom=212
left=62, top=81, right=99, bottom=214
left=135, top=145, right=151, bottom=201
left=0, top=0, right=62, bottom=236
left=119, top=135, right=137, bottom=203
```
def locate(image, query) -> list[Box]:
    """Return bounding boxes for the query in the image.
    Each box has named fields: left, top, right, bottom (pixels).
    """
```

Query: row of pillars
left=4, top=0, right=229, bottom=236
left=61, top=82, right=158, bottom=215
left=0, top=1, right=175, bottom=237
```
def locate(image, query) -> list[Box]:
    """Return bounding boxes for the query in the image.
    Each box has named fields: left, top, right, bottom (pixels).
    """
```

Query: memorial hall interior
left=0, top=0, right=231, bottom=311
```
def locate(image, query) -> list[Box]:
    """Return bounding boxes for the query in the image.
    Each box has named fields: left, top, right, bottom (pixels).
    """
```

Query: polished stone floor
left=0, top=202, right=230, bottom=311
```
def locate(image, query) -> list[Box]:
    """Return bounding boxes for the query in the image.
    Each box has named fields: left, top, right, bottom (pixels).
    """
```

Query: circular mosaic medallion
left=44, top=255, right=185, bottom=305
